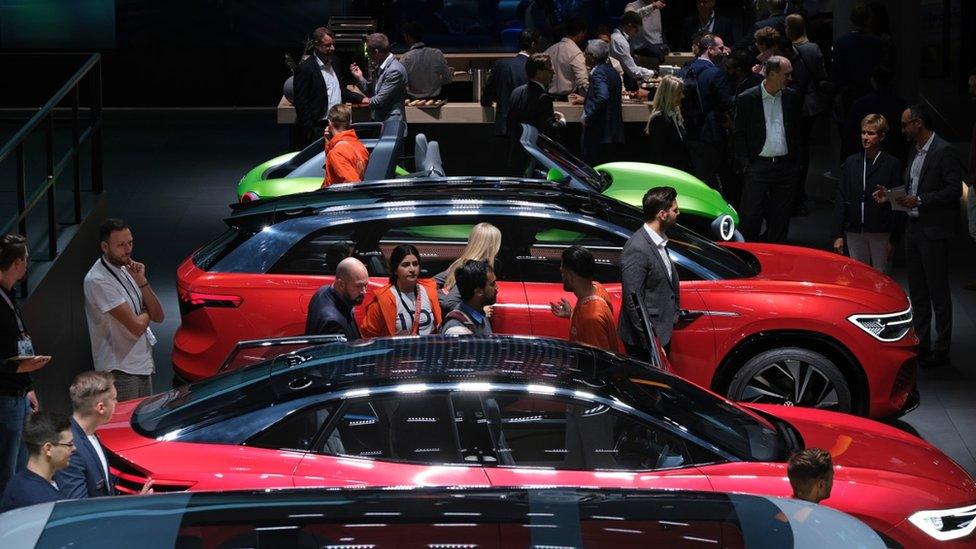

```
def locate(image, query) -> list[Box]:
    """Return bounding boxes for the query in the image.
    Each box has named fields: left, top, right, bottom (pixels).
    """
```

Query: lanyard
left=0, top=288, right=24, bottom=333
left=396, top=287, right=423, bottom=335
left=862, top=151, right=879, bottom=224
left=99, top=258, right=142, bottom=313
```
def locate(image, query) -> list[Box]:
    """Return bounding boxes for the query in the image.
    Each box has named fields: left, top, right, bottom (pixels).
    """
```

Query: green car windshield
left=536, top=132, right=612, bottom=193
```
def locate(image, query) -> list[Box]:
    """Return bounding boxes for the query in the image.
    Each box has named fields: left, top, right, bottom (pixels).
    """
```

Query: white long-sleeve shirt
left=610, top=29, right=655, bottom=81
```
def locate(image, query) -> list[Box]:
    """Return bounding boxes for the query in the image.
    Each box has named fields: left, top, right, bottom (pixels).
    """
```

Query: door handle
left=288, top=377, right=313, bottom=391
left=677, top=309, right=704, bottom=323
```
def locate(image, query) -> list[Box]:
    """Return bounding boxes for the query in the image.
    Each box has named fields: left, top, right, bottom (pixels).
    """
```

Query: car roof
left=227, top=177, right=641, bottom=230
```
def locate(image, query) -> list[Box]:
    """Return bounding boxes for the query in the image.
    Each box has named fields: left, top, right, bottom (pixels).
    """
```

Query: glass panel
left=192, top=228, right=255, bottom=271
left=268, top=226, right=356, bottom=275
left=666, top=225, right=758, bottom=280
left=511, top=220, right=622, bottom=283
left=248, top=404, right=334, bottom=452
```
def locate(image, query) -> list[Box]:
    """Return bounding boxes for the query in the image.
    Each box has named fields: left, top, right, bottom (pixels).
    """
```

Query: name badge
left=145, top=327, right=157, bottom=347
left=18, top=336, right=35, bottom=357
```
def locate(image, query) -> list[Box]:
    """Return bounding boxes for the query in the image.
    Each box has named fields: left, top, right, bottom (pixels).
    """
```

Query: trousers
left=0, top=395, right=29, bottom=494
left=739, top=158, right=798, bottom=243
left=904, top=222, right=952, bottom=352
left=112, top=371, right=153, bottom=402
left=846, top=231, right=890, bottom=273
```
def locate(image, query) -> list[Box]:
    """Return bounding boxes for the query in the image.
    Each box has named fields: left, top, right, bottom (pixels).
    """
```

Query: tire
left=727, top=347, right=853, bottom=413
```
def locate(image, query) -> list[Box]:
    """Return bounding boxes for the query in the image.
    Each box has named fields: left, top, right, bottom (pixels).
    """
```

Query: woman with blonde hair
left=434, top=222, right=501, bottom=312
left=645, top=75, right=693, bottom=173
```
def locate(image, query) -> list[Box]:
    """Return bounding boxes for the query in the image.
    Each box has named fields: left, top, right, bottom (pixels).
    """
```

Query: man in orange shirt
left=550, top=246, right=620, bottom=353
left=322, top=104, right=369, bottom=187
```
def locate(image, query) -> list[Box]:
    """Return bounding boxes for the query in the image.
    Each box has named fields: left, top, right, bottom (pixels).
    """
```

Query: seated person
left=1, top=412, right=73, bottom=512
left=440, top=260, right=497, bottom=336
left=322, top=104, right=369, bottom=187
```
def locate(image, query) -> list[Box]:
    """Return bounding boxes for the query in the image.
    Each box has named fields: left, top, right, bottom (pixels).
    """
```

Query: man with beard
left=549, top=246, right=619, bottom=352
left=83, top=219, right=164, bottom=401
left=306, top=257, right=369, bottom=340
left=618, top=187, right=680, bottom=357
left=439, top=260, right=497, bottom=336
left=293, top=27, right=365, bottom=148
left=679, top=33, right=732, bottom=191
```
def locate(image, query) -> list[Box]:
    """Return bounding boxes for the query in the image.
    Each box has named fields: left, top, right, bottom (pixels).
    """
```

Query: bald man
left=305, top=257, right=369, bottom=339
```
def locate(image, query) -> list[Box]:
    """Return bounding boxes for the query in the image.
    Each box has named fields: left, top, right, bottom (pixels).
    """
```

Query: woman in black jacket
left=833, top=114, right=900, bottom=272
left=645, top=75, right=694, bottom=174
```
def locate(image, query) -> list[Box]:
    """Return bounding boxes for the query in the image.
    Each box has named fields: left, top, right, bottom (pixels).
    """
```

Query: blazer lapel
left=642, top=229, right=676, bottom=289
left=916, top=136, right=941, bottom=192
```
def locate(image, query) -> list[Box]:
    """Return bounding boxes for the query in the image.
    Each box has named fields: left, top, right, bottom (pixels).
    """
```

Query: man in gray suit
left=351, top=33, right=408, bottom=123
left=873, top=104, right=964, bottom=367
left=618, top=186, right=680, bottom=357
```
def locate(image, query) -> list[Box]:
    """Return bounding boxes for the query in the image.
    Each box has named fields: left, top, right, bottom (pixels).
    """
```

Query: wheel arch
left=709, top=330, right=870, bottom=416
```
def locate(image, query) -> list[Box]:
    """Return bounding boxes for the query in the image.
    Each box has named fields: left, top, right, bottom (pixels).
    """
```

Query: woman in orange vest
left=361, top=244, right=442, bottom=337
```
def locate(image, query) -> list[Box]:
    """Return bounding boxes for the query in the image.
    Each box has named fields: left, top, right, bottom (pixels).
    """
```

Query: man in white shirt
left=610, top=12, right=656, bottom=86
left=292, top=27, right=364, bottom=147
left=400, top=22, right=453, bottom=99
left=624, top=0, right=667, bottom=61
left=83, top=219, right=164, bottom=401
left=543, top=18, right=588, bottom=98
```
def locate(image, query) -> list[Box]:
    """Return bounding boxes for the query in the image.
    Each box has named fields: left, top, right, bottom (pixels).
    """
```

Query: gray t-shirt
left=433, top=269, right=462, bottom=313
left=394, top=287, right=436, bottom=335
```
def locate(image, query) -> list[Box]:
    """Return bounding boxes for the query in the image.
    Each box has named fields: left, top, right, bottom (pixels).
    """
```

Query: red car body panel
left=175, top=241, right=916, bottom=417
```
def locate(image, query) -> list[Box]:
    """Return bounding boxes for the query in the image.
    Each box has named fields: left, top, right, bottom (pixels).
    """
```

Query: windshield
left=666, top=224, right=758, bottom=279
left=617, top=365, right=787, bottom=462
left=532, top=132, right=611, bottom=192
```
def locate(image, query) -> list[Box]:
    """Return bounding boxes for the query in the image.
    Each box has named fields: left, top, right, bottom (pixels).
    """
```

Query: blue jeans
left=0, top=395, right=29, bottom=494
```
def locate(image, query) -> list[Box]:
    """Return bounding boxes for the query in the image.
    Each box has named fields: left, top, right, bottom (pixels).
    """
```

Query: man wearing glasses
left=0, top=411, right=73, bottom=511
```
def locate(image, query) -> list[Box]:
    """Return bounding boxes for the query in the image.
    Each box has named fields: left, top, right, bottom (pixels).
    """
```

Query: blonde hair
left=646, top=75, right=684, bottom=135
left=442, top=223, right=501, bottom=292
left=860, top=113, right=889, bottom=134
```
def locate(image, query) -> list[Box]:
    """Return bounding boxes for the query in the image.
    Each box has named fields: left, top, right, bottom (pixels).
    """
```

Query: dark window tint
left=509, top=220, right=624, bottom=283
left=192, top=228, right=256, bottom=271
left=247, top=404, right=334, bottom=452
left=321, top=394, right=464, bottom=464
left=379, top=223, right=473, bottom=278
left=667, top=225, right=758, bottom=279
left=490, top=394, right=688, bottom=470
left=269, top=226, right=356, bottom=275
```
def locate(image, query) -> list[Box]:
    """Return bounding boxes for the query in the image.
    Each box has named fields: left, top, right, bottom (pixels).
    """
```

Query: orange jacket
left=323, top=129, right=369, bottom=187
left=361, top=279, right=443, bottom=337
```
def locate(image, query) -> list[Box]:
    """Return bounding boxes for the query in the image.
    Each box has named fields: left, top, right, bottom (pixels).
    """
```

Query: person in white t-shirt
left=83, top=219, right=164, bottom=401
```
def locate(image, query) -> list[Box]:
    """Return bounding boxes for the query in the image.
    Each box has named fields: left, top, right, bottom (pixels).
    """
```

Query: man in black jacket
left=482, top=29, right=539, bottom=137
left=680, top=0, right=736, bottom=51
left=580, top=40, right=624, bottom=166
left=506, top=53, right=566, bottom=175
left=733, top=55, right=801, bottom=243
left=873, top=104, right=965, bottom=367
left=293, top=27, right=364, bottom=148
left=680, top=33, right=733, bottom=190
left=305, top=257, right=369, bottom=340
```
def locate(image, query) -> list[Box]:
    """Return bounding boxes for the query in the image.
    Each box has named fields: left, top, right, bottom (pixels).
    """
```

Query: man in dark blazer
left=506, top=53, right=566, bottom=175
left=874, top=104, right=964, bottom=367
left=751, top=0, right=787, bottom=33
left=681, top=0, right=736, bottom=51
left=680, top=33, right=733, bottom=190
left=293, top=27, right=365, bottom=147
left=580, top=40, right=624, bottom=167
left=733, top=55, right=801, bottom=242
left=481, top=29, right=539, bottom=137
left=306, top=257, right=369, bottom=340
left=0, top=412, right=72, bottom=512
left=619, top=187, right=681, bottom=357
left=351, top=33, right=408, bottom=123
left=56, top=371, right=119, bottom=499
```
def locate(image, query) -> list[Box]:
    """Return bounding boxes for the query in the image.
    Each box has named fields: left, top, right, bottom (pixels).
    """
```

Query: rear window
left=191, top=228, right=255, bottom=271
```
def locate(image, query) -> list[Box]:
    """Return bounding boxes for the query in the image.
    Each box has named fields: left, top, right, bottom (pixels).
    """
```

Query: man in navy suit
left=580, top=40, right=624, bottom=167
left=680, top=33, right=733, bottom=190
left=306, top=258, right=369, bottom=340
left=482, top=29, right=539, bottom=137
left=0, top=411, right=72, bottom=511
left=751, top=0, right=787, bottom=34
left=55, top=371, right=120, bottom=499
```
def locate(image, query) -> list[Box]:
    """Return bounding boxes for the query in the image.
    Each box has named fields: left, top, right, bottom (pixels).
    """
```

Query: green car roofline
left=238, top=152, right=301, bottom=197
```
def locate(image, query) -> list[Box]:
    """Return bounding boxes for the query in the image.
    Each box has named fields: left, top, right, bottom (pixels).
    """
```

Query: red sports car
left=174, top=180, right=917, bottom=417
left=103, top=336, right=975, bottom=547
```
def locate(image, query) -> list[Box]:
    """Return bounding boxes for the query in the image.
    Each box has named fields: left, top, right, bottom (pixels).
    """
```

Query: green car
left=237, top=121, right=741, bottom=241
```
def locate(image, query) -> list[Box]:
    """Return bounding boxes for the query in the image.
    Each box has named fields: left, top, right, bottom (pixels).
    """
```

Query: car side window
left=378, top=223, right=473, bottom=279
left=510, top=220, right=623, bottom=284
left=246, top=404, right=335, bottom=452
left=317, top=394, right=465, bottom=465
left=268, top=226, right=356, bottom=276
left=490, top=394, right=689, bottom=471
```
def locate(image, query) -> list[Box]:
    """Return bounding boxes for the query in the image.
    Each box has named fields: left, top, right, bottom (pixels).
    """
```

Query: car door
left=481, top=392, right=713, bottom=491
left=292, top=392, right=491, bottom=488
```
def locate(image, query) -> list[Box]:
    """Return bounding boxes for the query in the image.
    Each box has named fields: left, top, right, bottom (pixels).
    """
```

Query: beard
left=104, top=251, right=129, bottom=267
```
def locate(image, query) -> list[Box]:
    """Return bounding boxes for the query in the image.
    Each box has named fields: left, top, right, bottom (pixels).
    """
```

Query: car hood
left=597, top=161, right=738, bottom=223
left=752, top=404, right=976, bottom=495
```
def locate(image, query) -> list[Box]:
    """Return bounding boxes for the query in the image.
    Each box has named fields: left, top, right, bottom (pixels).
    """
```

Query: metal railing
left=0, top=53, right=103, bottom=293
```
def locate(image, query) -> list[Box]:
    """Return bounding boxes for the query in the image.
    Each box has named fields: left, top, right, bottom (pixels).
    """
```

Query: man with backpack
left=678, top=33, right=733, bottom=191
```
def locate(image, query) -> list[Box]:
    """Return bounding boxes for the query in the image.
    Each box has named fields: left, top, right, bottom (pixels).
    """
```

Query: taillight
left=240, top=191, right=260, bottom=202
left=178, top=286, right=243, bottom=315
left=107, top=450, right=196, bottom=493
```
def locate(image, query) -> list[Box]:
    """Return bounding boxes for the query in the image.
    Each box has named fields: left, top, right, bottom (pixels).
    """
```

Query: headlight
left=847, top=306, right=912, bottom=342
left=908, top=503, right=976, bottom=541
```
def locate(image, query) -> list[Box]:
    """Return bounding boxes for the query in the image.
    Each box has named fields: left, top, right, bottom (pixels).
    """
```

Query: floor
left=57, top=110, right=976, bottom=477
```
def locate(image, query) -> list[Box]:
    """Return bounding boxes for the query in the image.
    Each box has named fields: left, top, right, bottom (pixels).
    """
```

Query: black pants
left=904, top=222, right=952, bottom=352
left=739, top=158, right=798, bottom=243
left=686, top=139, right=725, bottom=191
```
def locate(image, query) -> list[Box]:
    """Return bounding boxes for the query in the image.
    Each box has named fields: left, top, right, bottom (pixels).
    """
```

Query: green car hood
left=238, top=152, right=300, bottom=196
left=596, top=162, right=738, bottom=224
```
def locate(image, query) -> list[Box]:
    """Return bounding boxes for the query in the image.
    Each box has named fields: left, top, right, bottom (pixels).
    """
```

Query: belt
left=754, top=155, right=791, bottom=163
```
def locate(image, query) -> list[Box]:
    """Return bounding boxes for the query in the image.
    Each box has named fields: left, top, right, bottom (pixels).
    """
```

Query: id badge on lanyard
left=1, top=289, right=34, bottom=356
left=100, top=258, right=156, bottom=347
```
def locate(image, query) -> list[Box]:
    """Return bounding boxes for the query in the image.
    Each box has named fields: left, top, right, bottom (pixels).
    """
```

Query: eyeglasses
left=52, top=440, right=75, bottom=448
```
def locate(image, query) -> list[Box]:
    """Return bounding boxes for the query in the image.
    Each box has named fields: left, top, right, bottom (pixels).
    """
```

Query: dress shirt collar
left=917, top=132, right=935, bottom=154
left=315, top=53, right=333, bottom=71
left=459, top=302, right=486, bottom=325
left=643, top=223, right=668, bottom=247
left=760, top=80, right=782, bottom=100
left=517, top=51, right=530, bottom=57
left=379, top=53, right=395, bottom=72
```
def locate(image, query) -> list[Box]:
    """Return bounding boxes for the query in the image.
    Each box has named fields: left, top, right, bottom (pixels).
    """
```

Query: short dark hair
left=99, top=218, right=129, bottom=243
left=518, top=29, right=540, bottom=51
left=402, top=21, right=424, bottom=42
left=312, top=27, right=335, bottom=44
left=642, top=186, right=678, bottom=221
left=907, top=103, right=933, bottom=130
left=696, top=33, right=718, bottom=53
left=850, top=4, right=870, bottom=27
left=525, top=53, right=551, bottom=79
left=23, top=411, right=70, bottom=456
left=388, top=244, right=421, bottom=284
left=365, top=33, right=391, bottom=53
left=562, top=17, right=586, bottom=38
left=561, top=245, right=594, bottom=280
left=455, top=259, right=491, bottom=301
left=619, top=11, right=642, bottom=29
left=767, top=0, right=786, bottom=13
left=787, top=448, right=833, bottom=494
left=0, top=234, right=27, bottom=271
